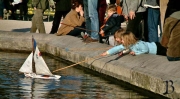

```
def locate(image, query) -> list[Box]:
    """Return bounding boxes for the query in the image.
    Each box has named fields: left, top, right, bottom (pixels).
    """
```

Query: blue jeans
left=167, top=56, right=180, bottom=61
left=83, top=0, right=99, bottom=40
left=148, top=8, right=161, bottom=42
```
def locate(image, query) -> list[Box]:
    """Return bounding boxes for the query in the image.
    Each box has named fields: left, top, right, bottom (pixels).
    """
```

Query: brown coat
left=56, top=9, right=85, bottom=36
left=161, top=17, right=180, bottom=57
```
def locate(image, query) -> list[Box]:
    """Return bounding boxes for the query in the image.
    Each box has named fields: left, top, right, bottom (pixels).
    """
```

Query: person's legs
left=98, top=0, right=107, bottom=27
left=31, top=9, right=46, bottom=33
left=37, top=16, right=46, bottom=33
left=83, top=0, right=91, bottom=35
left=98, top=0, right=107, bottom=43
left=30, top=15, right=37, bottom=33
left=0, top=0, right=3, bottom=19
left=88, top=0, right=99, bottom=40
left=50, top=11, right=63, bottom=34
left=18, top=4, right=24, bottom=19
left=148, top=8, right=160, bottom=42
left=155, top=42, right=167, bottom=56
left=9, top=4, right=16, bottom=20
left=67, top=26, right=86, bottom=36
left=142, top=11, right=148, bottom=41
left=126, top=12, right=143, bottom=39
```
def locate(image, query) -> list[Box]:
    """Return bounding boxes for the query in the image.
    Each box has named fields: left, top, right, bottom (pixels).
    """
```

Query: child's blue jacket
left=107, top=40, right=157, bottom=55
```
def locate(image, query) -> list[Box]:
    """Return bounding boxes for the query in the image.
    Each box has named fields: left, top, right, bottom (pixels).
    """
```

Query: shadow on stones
left=12, top=28, right=31, bottom=32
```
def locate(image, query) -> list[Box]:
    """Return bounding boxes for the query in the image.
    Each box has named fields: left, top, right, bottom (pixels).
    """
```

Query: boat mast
left=32, top=35, right=36, bottom=73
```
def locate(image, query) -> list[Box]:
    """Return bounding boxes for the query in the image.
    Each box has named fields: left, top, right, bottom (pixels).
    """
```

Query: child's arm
left=102, top=17, right=117, bottom=32
left=101, top=45, right=125, bottom=56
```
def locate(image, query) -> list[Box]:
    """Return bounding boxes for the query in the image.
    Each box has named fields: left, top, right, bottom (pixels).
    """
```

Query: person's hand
left=118, top=52, right=123, bottom=56
left=101, top=52, right=107, bottom=56
left=129, top=51, right=135, bottom=56
left=99, top=30, right=105, bottom=37
left=123, top=15, right=128, bottom=21
left=80, top=10, right=84, bottom=16
left=100, top=30, right=104, bottom=34
left=129, top=10, right=135, bottom=20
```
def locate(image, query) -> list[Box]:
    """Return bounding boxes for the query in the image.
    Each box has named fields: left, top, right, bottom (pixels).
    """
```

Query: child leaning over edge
left=101, top=31, right=167, bottom=56
left=99, top=4, right=124, bottom=46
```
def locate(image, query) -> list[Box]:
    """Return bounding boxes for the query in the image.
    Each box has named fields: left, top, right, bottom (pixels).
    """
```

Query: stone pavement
left=0, top=20, right=52, bottom=33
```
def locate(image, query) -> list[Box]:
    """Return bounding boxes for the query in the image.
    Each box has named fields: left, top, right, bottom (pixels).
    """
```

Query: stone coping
left=0, top=32, right=179, bottom=98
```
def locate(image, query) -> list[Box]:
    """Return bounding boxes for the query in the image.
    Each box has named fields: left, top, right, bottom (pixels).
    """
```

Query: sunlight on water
left=0, top=52, right=151, bottom=99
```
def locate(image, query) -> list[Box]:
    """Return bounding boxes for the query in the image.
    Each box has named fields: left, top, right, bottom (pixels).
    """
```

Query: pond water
left=0, top=52, right=166, bottom=99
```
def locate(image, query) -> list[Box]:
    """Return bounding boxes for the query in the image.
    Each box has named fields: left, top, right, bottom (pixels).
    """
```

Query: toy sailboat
left=19, top=36, right=61, bottom=79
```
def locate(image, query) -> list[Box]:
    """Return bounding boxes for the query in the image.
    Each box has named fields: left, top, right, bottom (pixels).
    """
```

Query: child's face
left=121, top=39, right=124, bottom=44
left=115, top=37, right=122, bottom=44
left=77, top=5, right=83, bottom=12
left=107, top=10, right=114, bottom=17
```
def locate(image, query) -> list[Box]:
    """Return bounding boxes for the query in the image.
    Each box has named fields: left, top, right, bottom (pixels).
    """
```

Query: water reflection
left=0, top=52, right=159, bottom=99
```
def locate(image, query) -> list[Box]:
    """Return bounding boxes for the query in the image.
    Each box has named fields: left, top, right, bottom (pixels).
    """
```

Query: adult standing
left=83, top=0, right=99, bottom=43
left=122, top=0, right=148, bottom=41
left=4, top=0, right=16, bottom=20
left=30, top=0, right=54, bottom=33
left=49, top=0, right=71, bottom=34
left=14, top=0, right=29, bottom=19
left=144, top=0, right=160, bottom=42
left=98, top=0, right=107, bottom=27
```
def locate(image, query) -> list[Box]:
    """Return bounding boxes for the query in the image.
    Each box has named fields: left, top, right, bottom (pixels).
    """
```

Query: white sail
left=34, top=46, right=53, bottom=76
left=19, top=52, right=33, bottom=73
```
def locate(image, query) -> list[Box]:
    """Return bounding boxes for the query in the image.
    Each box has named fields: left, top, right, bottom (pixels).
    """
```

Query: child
left=101, top=31, right=167, bottom=56
left=99, top=4, right=124, bottom=46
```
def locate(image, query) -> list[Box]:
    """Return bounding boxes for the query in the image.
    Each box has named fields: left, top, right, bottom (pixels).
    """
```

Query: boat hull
left=24, top=73, right=61, bottom=79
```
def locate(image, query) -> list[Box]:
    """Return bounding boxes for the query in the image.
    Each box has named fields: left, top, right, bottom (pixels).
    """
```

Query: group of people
left=100, top=0, right=180, bottom=61
left=0, top=0, right=29, bottom=20
left=23, top=0, right=180, bottom=61
left=1, top=0, right=180, bottom=61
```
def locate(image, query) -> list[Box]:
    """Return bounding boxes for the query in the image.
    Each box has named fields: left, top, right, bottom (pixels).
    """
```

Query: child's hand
left=99, top=30, right=104, bottom=37
left=129, top=51, right=135, bottom=56
left=118, top=52, right=123, bottom=56
left=80, top=10, right=84, bottom=16
left=101, top=52, right=107, bottom=56
left=100, top=30, right=104, bottom=34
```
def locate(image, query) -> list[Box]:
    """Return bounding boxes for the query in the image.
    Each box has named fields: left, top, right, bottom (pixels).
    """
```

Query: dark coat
left=165, top=0, right=180, bottom=18
left=102, top=13, right=124, bottom=36
left=53, top=0, right=71, bottom=11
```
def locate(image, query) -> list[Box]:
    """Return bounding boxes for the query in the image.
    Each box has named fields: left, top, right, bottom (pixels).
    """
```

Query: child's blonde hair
left=114, top=28, right=125, bottom=39
left=121, top=31, right=138, bottom=48
left=114, top=28, right=125, bottom=44
left=107, top=4, right=117, bottom=12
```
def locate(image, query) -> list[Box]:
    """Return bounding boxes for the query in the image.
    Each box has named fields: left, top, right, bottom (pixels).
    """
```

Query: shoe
left=49, top=32, right=55, bottom=34
left=81, top=32, right=89, bottom=41
left=84, top=37, right=98, bottom=43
